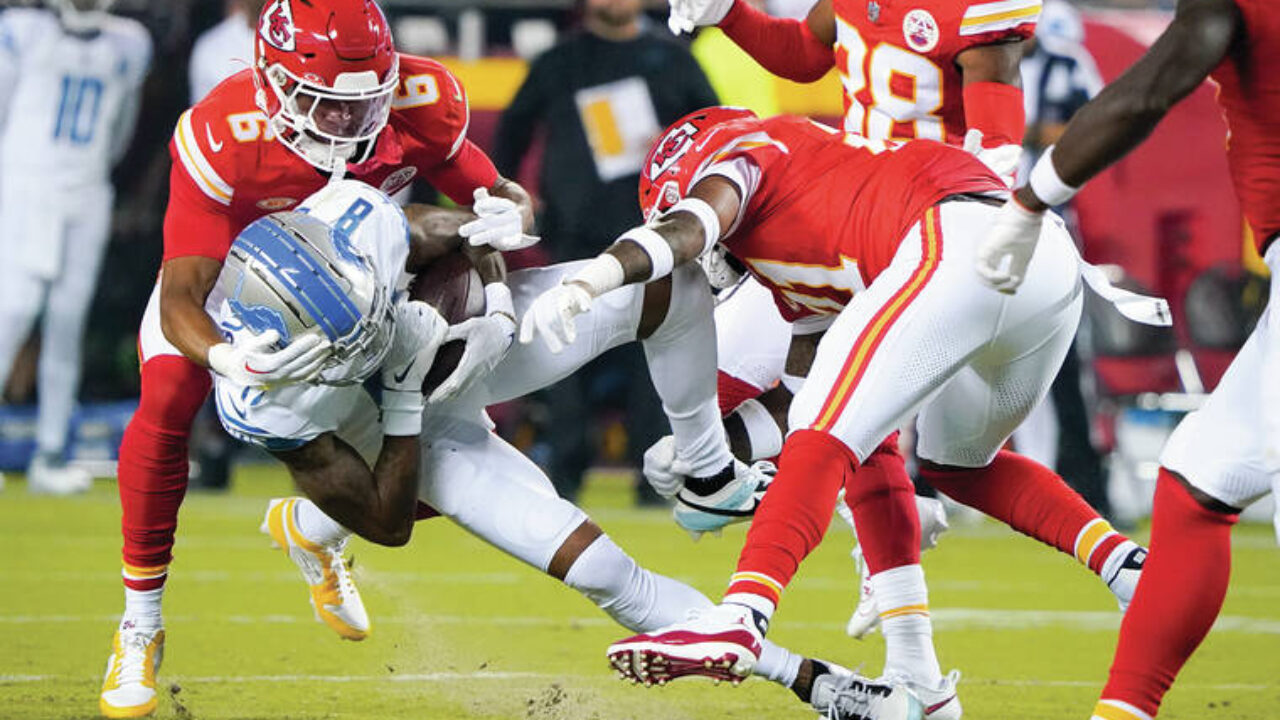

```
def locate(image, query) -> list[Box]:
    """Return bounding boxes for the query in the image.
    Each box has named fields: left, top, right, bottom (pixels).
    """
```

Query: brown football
left=407, top=252, right=486, bottom=396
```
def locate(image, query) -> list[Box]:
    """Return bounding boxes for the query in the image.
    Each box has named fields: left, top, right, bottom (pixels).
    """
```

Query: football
left=408, top=251, right=486, bottom=396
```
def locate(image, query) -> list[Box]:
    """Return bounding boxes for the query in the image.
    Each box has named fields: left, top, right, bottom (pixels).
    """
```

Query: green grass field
left=2, top=465, right=1278, bottom=720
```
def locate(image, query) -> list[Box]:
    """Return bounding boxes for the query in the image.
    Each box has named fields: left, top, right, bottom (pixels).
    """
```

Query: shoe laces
left=824, top=673, right=886, bottom=720
left=328, top=540, right=358, bottom=603
left=115, top=630, right=156, bottom=687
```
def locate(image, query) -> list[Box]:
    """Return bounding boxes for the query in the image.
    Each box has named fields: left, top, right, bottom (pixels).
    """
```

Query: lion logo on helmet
left=260, top=0, right=297, bottom=52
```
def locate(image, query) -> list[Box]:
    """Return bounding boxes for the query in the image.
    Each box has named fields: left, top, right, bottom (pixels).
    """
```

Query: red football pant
left=920, top=450, right=1124, bottom=572
left=1098, top=469, right=1236, bottom=717
left=118, top=355, right=209, bottom=587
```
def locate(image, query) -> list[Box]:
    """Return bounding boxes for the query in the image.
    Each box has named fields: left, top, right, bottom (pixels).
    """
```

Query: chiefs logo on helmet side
left=648, top=121, right=701, bottom=180
left=261, top=0, right=297, bottom=52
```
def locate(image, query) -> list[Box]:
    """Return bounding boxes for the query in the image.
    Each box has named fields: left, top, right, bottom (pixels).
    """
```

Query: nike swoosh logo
left=676, top=496, right=759, bottom=517
left=392, top=357, right=417, bottom=385
left=206, top=123, right=224, bottom=152
left=926, top=694, right=957, bottom=716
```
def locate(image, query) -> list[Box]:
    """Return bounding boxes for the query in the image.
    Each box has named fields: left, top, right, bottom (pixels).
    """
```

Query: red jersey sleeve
left=164, top=106, right=238, bottom=262
left=395, top=55, right=499, bottom=204
left=953, top=0, right=1040, bottom=51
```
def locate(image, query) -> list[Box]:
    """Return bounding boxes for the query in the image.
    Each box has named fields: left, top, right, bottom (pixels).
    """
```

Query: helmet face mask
left=254, top=0, right=399, bottom=174
left=219, top=212, right=395, bottom=387
left=47, top=0, right=115, bottom=32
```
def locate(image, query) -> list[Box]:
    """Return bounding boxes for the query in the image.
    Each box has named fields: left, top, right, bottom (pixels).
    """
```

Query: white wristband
left=381, top=389, right=423, bottom=436
left=568, top=253, right=626, bottom=297
left=483, top=282, right=515, bottom=321
left=732, top=398, right=783, bottom=459
left=1028, top=147, right=1079, bottom=207
left=618, top=226, right=675, bottom=282
left=664, top=197, right=722, bottom=257
left=781, top=372, right=805, bottom=395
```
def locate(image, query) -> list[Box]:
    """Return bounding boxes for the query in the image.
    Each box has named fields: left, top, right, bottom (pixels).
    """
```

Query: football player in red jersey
left=99, top=2, right=536, bottom=717
left=666, top=0, right=1041, bottom=640
left=522, top=108, right=1158, bottom=718
left=975, top=1, right=1277, bottom=717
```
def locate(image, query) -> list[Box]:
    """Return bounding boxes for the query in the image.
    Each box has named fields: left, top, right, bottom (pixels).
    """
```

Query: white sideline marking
left=1, top=609, right=1278, bottom=633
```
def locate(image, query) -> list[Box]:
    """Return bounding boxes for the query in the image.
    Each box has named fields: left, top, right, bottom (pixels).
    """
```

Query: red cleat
left=606, top=604, right=763, bottom=686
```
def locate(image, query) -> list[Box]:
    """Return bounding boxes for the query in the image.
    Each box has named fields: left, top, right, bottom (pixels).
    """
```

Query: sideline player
left=522, top=108, right=1155, bottom=716
left=212, top=180, right=900, bottom=719
left=973, top=1, right=1276, bottom=717
left=664, top=0, right=1040, bottom=634
left=100, top=1, right=538, bottom=717
left=0, top=0, right=150, bottom=493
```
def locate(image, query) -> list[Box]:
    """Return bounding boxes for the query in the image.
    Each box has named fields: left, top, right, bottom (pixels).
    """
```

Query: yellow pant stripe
left=879, top=603, right=930, bottom=620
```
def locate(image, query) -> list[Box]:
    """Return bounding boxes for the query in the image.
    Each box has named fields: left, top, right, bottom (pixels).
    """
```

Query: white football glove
left=428, top=284, right=517, bottom=403
left=642, top=435, right=687, bottom=499
left=962, top=129, right=1022, bottom=188
left=207, top=330, right=331, bottom=388
left=381, top=300, right=449, bottom=393
left=975, top=198, right=1045, bottom=294
left=459, top=187, right=540, bottom=251
left=518, top=282, right=593, bottom=354
left=667, top=0, right=735, bottom=34
left=380, top=300, right=449, bottom=436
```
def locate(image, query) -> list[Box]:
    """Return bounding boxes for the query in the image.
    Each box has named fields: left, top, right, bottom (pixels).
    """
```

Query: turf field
left=1, top=465, right=1278, bottom=720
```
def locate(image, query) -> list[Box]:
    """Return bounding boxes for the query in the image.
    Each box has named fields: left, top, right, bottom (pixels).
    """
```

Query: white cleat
left=27, top=456, right=92, bottom=495
left=607, top=603, right=764, bottom=686
left=262, top=498, right=370, bottom=640
left=811, top=666, right=924, bottom=720
left=845, top=496, right=949, bottom=639
left=896, top=670, right=962, bottom=720
left=99, top=625, right=164, bottom=718
left=1102, top=541, right=1147, bottom=612
left=846, top=546, right=879, bottom=639
left=673, top=460, right=773, bottom=536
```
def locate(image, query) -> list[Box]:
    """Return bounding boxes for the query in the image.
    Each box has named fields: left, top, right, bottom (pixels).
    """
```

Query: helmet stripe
left=235, top=219, right=364, bottom=341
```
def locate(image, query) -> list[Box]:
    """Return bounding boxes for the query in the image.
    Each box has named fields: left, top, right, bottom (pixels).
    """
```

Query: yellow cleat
left=262, top=497, right=370, bottom=640
left=99, top=627, right=163, bottom=718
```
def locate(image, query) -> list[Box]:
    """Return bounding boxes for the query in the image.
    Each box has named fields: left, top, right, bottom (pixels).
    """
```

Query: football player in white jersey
left=0, top=0, right=151, bottom=493
left=176, top=179, right=908, bottom=718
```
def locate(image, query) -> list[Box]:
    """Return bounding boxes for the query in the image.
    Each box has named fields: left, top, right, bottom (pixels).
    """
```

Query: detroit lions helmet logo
left=260, top=0, right=297, bottom=52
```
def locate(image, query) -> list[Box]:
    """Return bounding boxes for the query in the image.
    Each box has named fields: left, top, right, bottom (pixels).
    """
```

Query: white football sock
left=872, top=564, right=942, bottom=687
left=293, top=498, right=349, bottom=547
left=756, top=641, right=803, bottom=687
left=121, top=587, right=163, bottom=631
left=564, top=534, right=713, bottom=632
left=642, top=263, right=734, bottom=478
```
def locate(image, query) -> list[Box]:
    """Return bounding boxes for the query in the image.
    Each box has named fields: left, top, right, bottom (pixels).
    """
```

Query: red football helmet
left=254, top=0, right=398, bottom=173
left=638, top=106, right=758, bottom=223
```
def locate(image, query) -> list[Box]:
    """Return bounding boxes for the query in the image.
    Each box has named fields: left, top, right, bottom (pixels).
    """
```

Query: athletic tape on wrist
left=381, top=389, right=423, bottom=436
left=568, top=253, right=626, bottom=297
left=1028, top=147, right=1079, bottom=207
left=732, top=398, right=783, bottom=459
left=664, top=197, right=722, bottom=257
left=617, top=226, right=675, bottom=282
left=483, top=282, right=515, bottom=322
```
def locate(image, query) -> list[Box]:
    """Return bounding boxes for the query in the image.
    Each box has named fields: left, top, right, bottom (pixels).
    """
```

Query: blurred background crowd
left=0, top=0, right=1269, bottom=527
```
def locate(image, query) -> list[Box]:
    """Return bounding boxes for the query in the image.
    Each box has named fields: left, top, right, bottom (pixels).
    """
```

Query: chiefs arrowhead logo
left=260, top=0, right=296, bottom=52
left=648, top=120, right=700, bottom=180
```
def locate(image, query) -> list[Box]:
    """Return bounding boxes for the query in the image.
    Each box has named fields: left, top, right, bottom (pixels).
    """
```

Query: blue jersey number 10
left=53, top=75, right=104, bottom=145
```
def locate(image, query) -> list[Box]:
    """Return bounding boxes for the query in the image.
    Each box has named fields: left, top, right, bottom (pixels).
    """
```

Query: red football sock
left=920, top=450, right=1128, bottom=571
left=843, top=432, right=920, bottom=575
left=1095, top=469, right=1236, bottom=719
left=726, top=430, right=852, bottom=608
left=118, top=356, right=210, bottom=587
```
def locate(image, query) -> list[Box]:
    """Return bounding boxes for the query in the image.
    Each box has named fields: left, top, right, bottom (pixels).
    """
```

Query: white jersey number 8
left=836, top=18, right=944, bottom=142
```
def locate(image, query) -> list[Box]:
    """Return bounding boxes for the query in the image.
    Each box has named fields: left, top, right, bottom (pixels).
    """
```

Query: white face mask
left=49, top=0, right=114, bottom=32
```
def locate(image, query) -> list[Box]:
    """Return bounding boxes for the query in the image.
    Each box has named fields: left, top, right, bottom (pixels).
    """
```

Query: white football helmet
left=217, top=211, right=394, bottom=386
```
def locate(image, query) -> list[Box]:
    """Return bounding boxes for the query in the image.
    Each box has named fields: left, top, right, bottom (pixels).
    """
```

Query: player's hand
left=518, top=282, right=593, bottom=354
left=427, top=312, right=516, bottom=403
left=975, top=198, right=1045, bottom=294
left=459, top=187, right=540, bottom=251
left=208, top=330, right=331, bottom=387
left=962, top=129, right=1022, bottom=188
left=667, top=0, right=735, bottom=34
left=381, top=300, right=449, bottom=394
left=642, top=436, right=688, bottom=498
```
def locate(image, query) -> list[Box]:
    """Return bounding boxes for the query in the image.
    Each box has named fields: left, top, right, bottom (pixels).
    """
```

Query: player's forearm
left=1020, top=0, right=1239, bottom=209
left=404, top=204, right=474, bottom=271
left=719, top=0, right=835, bottom=83
left=158, top=257, right=225, bottom=366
